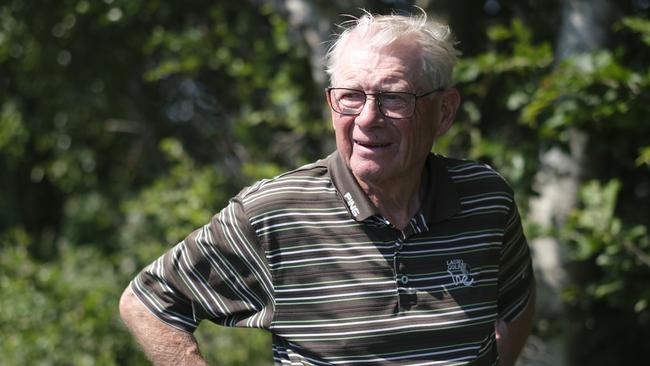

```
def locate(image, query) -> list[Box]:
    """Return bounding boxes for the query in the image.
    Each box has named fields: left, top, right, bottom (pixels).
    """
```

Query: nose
left=355, top=95, right=383, bottom=127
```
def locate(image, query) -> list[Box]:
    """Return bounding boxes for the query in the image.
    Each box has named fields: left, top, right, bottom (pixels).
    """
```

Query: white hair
left=325, top=9, right=461, bottom=90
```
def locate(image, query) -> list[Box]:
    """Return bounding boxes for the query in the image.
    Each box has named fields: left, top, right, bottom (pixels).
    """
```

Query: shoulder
left=435, top=155, right=514, bottom=197
left=235, top=157, right=337, bottom=213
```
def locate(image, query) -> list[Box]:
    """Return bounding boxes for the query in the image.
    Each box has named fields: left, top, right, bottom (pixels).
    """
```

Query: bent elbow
left=119, top=285, right=139, bottom=324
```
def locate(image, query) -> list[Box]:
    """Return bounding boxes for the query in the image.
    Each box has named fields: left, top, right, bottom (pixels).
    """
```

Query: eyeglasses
left=326, top=87, right=444, bottom=119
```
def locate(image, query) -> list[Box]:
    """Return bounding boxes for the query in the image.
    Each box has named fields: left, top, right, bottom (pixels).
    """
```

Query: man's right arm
left=119, top=286, right=209, bottom=366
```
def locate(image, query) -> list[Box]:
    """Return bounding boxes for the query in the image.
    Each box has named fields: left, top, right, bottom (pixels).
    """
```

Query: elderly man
left=120, top=10, right=535, bottom=366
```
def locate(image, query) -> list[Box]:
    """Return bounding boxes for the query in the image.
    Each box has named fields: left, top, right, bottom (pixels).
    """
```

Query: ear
left=325, top=89, right=337, bottom=130
left=435, top=88, right=461, bottom=138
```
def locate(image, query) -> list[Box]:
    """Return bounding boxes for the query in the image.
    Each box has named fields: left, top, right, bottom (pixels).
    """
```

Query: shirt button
left=400, top=275, right=409, bottom=284
left=395, top=241, right=402, bottom=250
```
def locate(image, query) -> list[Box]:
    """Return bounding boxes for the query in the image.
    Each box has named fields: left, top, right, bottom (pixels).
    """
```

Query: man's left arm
left=496, top=279, right=536, bottom=366
left=496, top=194, right=536, bottom=366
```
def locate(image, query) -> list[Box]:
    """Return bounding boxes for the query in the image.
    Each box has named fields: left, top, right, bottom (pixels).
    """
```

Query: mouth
left=354, top=140, right=391, bottom=149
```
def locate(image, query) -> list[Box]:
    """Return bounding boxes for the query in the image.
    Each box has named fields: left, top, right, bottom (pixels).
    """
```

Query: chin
left=351, top=163, right=391, bottom=184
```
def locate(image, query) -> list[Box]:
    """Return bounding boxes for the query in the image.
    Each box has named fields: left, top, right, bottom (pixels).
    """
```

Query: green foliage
left=522, top=50, right=647, bottom=140
left=1, top=0, right=313, bottom=364
left=637, top=146, right=650, bottom=167
left=560, top=180, right=650, bottom=364
left=620, top=16, right=650, bottom=46
left=562, top=181, right=650, bottom=297
left=0, top=229, right=148, bottom=365
left=120, top=138, right=228, bottom=248
left=195, top=324, right=271, bottom=366
left=443, top=18, right=555, bottom=200
left=0, top=100, right=28, bottom=159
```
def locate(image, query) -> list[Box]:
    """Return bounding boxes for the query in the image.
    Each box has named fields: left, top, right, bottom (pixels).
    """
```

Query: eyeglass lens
left=330, top=89, right=415, bottom=119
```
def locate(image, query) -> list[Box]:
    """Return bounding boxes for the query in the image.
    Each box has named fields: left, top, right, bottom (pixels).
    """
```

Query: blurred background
left=1, top=0, right=649, bottom=365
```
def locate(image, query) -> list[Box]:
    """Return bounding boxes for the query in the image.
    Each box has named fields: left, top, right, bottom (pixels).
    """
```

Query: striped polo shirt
left=131, top=151, right=534, bottom=365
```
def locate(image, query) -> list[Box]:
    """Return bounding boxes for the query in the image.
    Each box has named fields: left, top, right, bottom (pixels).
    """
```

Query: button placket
left=394, top=232, right=420, bottom=310
left=393, top=237, right=404, bottom=310
left=396, top=218, right=427, bottom=310
left=393, top=239, right=404, bottom=285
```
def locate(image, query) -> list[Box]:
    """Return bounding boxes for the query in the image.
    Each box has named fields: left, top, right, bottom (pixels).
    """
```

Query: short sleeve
left=497, top=200, right=534, bottom=321
left=130, top=197, right=274, bottom=333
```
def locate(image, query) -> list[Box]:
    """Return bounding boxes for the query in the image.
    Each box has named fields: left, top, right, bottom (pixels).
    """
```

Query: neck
left=357, top=172, right=423, bottom=230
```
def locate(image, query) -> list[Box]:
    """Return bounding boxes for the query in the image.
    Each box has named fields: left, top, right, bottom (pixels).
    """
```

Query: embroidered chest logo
left=447, top=259, right=475, bottom=287
left=343, top=192, right=360, bottom=217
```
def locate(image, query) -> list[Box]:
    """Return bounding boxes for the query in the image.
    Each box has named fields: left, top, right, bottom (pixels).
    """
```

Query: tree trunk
left=525, top=0, right=612, bottom=365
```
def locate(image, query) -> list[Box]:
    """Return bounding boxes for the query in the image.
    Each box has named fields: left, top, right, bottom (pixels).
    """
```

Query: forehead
left=333, top=36, right=424, bottom=89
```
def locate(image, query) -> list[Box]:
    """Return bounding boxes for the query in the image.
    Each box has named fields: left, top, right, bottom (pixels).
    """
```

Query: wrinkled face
left=328, top=38, right=444, bottom=189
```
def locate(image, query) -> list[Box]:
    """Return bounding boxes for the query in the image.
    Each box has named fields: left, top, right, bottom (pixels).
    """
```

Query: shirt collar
left=327, top=151, right=460, bottom=224
left=420, top=153, right=461, bottom=223
left=327, top=152, right=377, bottom=221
